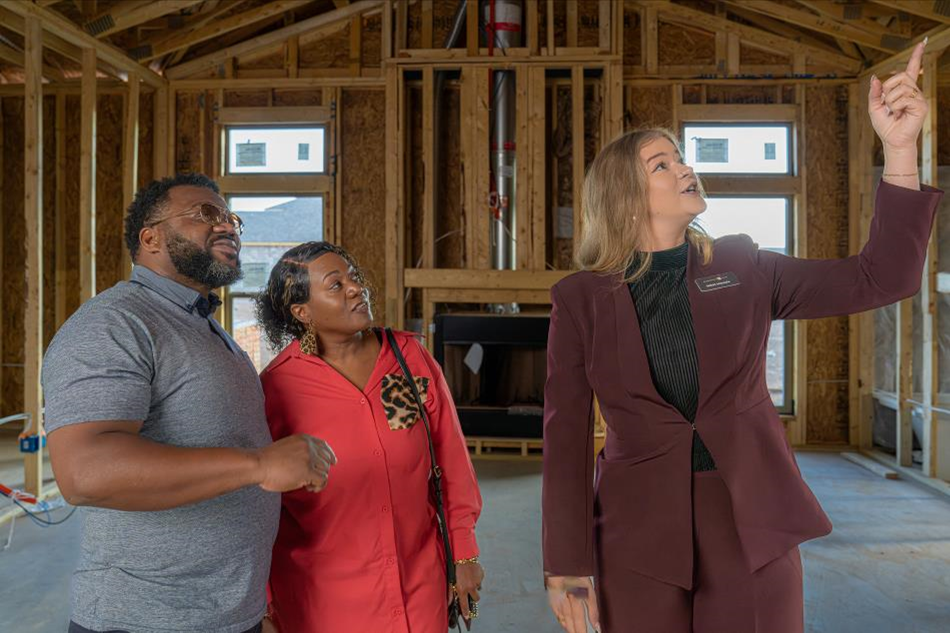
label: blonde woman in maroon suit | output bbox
[542,41,941,633]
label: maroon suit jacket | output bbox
[542,181,943,590]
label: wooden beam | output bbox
[727,33,740,75]
[528,77,545,269]
[154,84,169,179]
[527,0,539,55]
[218,105,332,124]
[405,268,571,289]
[422,66,435,268]
[796,1,902,38]
[516,68,530,269]
[867,1,950,25]
[566,0,578,48]
[630,1,862,73]
[55,93,67,329]
[920,51,939,477]
[725,3,855,59]
[122,75,139,279]
[0,41,65,80]
[384,65,403,326]
[467,0,479,57]
[83,0,204,39]
[896,296,913,467]
[721,1,904,53]
[546,0,555,55]
[862,27,950,77]
[395,0,407,53]
[0,0,166,88]
[643,6,657,75]
[80,47,97,303]
[848,77,875,450]
[23,16,44,497]
[165,0,381,79]
[287,34,300,78]
[599,0,611,52]
[349,15,361,76]
[129,0,246,61]
[571,66,584,261]
[421,0,433,48]
[473,66,490,269]
[381,0,392,60]
[134,0,311,62]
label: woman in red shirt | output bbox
[255,242,484,632]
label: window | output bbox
[228,195,325,371]
[683,124,791,175]
[226,126,326,175]
[697,197,792,410]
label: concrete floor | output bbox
[1,452,948,632]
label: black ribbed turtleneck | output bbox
[628,241,717,472]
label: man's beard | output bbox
[166,232,243,288]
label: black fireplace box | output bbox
[434,313,550,439]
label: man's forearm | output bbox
[55,432,264,511]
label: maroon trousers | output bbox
[596,471,804,633]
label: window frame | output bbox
[213,105,335,349]
[225,123,329,177]
[682,122,793,176]
[681,111,800,418]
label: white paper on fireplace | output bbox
[464,343,484,375]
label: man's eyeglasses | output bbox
[147,203,245,236]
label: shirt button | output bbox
[359,398,366,405]
[382,505,389,513]
[374,449,381,456]
[386,557,395,565]
[393,608,403,617]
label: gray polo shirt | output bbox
[42,265,280,633]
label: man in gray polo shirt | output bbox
[43,173,336,633]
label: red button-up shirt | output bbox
[261,330,482,632]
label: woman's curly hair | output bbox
[255,242,373,352]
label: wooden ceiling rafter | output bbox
[630,0,863,73]
[795,1,900,38]
[867,1,950,26]
[133,0,313,62]
[719,0,905,53]
[165,0,381,79]
[724,3,847,58]
[861,24,950,77]
[0,0,166,87]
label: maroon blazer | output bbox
[542,181,943,590]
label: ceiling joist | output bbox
[721,1,906,53]
[83,0,205,39]
[867,1,950,26]
[134,0,312,62]
[165,0,381,80]
[631,1,863,73]
[0,0,166,86]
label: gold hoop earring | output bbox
[300,320,318,356]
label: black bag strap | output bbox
[384,328,457,588]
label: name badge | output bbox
[695,272,740,293]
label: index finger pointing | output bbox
[904,38,926,81]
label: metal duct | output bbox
[485,0,523,275]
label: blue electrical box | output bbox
[19,435,46,453]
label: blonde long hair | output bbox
[576,128,713,283]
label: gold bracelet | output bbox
[883,172,918,177]
[454,556,480,565]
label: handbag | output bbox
[384,328,474,631]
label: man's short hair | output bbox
[124,173,221,261]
